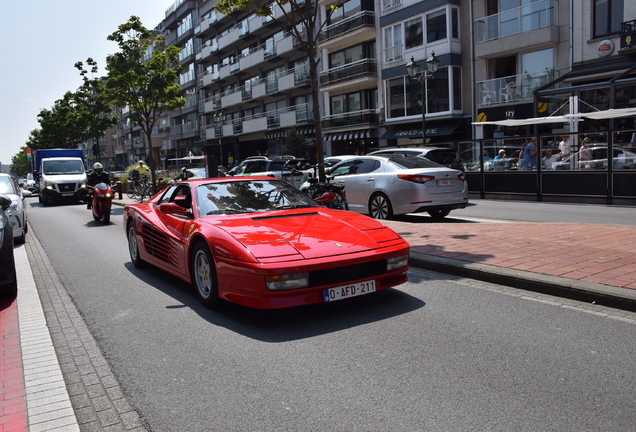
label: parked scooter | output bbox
[89,182,113,224]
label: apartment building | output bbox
[379,0,471,146]
[470,0,636,204]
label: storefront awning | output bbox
[564,107,636,120]
[472,115,571,127]
[380,118,464,140]
[324,130,372,141]
[473,107,636,127]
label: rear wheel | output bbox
[428,209,451,219]
[191,243,219,308]
[127,223,145,267]
[369,193,393,219]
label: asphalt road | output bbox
[25,197,636,431]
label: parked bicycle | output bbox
[127,174,151,202]
[305,177,349,210]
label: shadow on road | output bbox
[123,261,425,342]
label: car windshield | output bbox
[196,180,318,215]
[43,160,84,175]
[425,150,461,165]
[0,177,16,195]
[386,156,445,169]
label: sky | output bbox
[0,0,175,167]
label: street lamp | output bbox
[405,52,440,144]
[213,110,225,169]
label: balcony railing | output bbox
[204,104,312,136]
[320,11,375,43]
[320,59,377,86]
[323,109,380,129]
[475,0,558,43]
[476,69,559,107]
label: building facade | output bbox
[106,0,636,204]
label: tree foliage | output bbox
[35,58,116,153]
[214,0,341,180]
[105,16,186,189]
[73,58,118,159]
[10,147,32,177]
[281,127,308,158]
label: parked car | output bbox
[326,155,468,219]
[368,147,464,171]
[25,172,37,193]
[324,155,356,167]
[0,195,17,298]
[228,157,312,188]
[0,174,31,244]
[123,177,410,309]
[552,144,636,170]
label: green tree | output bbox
[281,127,307,158]
[105,16,186,191]
[37,92,88,148]
[214,0,341,181]
[73,58,118,161]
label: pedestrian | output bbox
[579,138,593,169]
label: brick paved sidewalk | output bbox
[383,220,636,290]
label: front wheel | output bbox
[128,223,145,268]
[369,193,393,220]
[102,202,111,224]
[191,243,219,308]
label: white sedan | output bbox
[0,174,31,243]
[326,155,468,219]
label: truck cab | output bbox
[34,149,87,206]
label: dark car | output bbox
[0,195,17,298]
[368,147,464,171]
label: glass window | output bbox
[384,25,403,62]
[451,8,459,38]
[405,18,423,49]
[426,9,447,42]
[330,0,362,24]
[521,48,553,74]
[594,0,624,37]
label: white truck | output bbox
[34,148,87,206]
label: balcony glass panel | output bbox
[475,0,557,43]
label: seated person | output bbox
[541,149,561,170]
[493,150,508,168]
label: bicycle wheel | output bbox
[126,181,136,199]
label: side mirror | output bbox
[0,195,11,211]
[159,202,189,215]
[22,190,32,198]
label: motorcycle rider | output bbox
[86,162,111,209]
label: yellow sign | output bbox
[538,102,548,113]
[477,112,487,122]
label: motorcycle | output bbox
[89,182,113,224]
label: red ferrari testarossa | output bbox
[124,177,409,309]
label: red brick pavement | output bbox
[383,221,636,290]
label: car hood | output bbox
[203,209,402,261]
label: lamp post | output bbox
[405,52,440,144]
[212,110,225,176]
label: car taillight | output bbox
[457,172,466,182]
[397,174,436,184]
